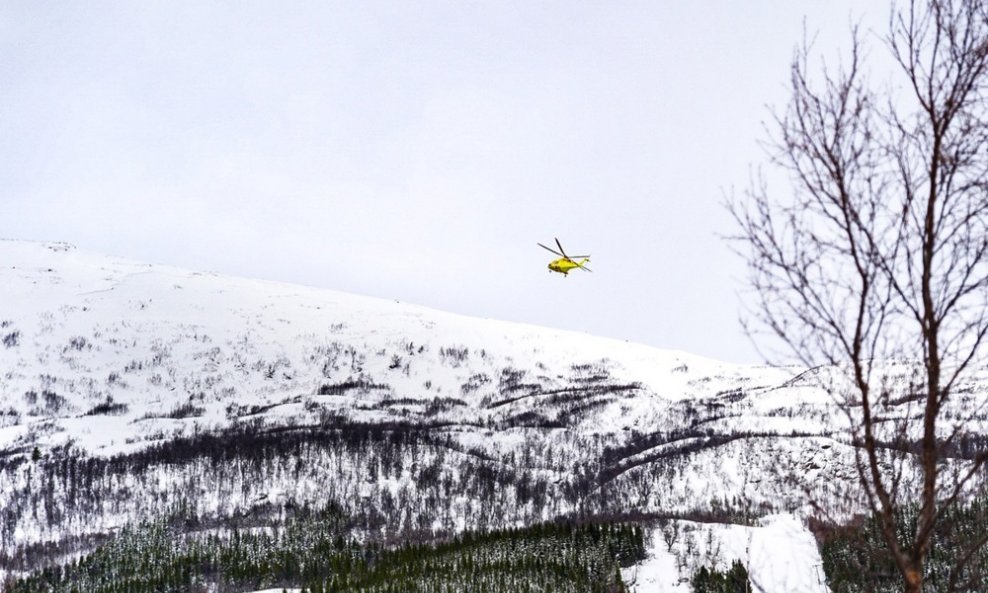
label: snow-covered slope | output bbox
[2,239,984,591]
[0,239,792,457]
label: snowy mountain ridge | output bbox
[5,238,981,592]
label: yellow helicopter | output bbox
[539,238,592,276]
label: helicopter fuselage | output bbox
[548,257,589,275]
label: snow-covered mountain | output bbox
[0,239,794,455]
[2,239,979,592]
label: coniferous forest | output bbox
[818,497,988,593]
[6,500,646,593]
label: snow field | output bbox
[626,514,829,593]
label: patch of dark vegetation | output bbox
[317,378,388,395]
[714,387,746,403]
[83,399,129,416]
[498,367,529,391]
[543,384,637,407]
[371,396,468,416]
[424,397,467,416]
[42,390,68,413]
[67,336,89,351]
[691,559,752,593]
[226,396,302,418]
[575,373,611,384]
[460,373,491,395]
[439,346,470,365]
[569,362,615,383]
[373,397,425,409]
[555,397,612,422]
[3,330,20,348]
[166,402,206,419]
[501,410,566,429]
[569,363,613,385]
[487,383,640,409]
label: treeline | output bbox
[5,504,646,593]
[819,497,988,592]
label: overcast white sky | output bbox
[1,1,888,364]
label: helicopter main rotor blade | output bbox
[554,237,569,259]
[538,242,564,257]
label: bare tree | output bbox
[729,1,988,592]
